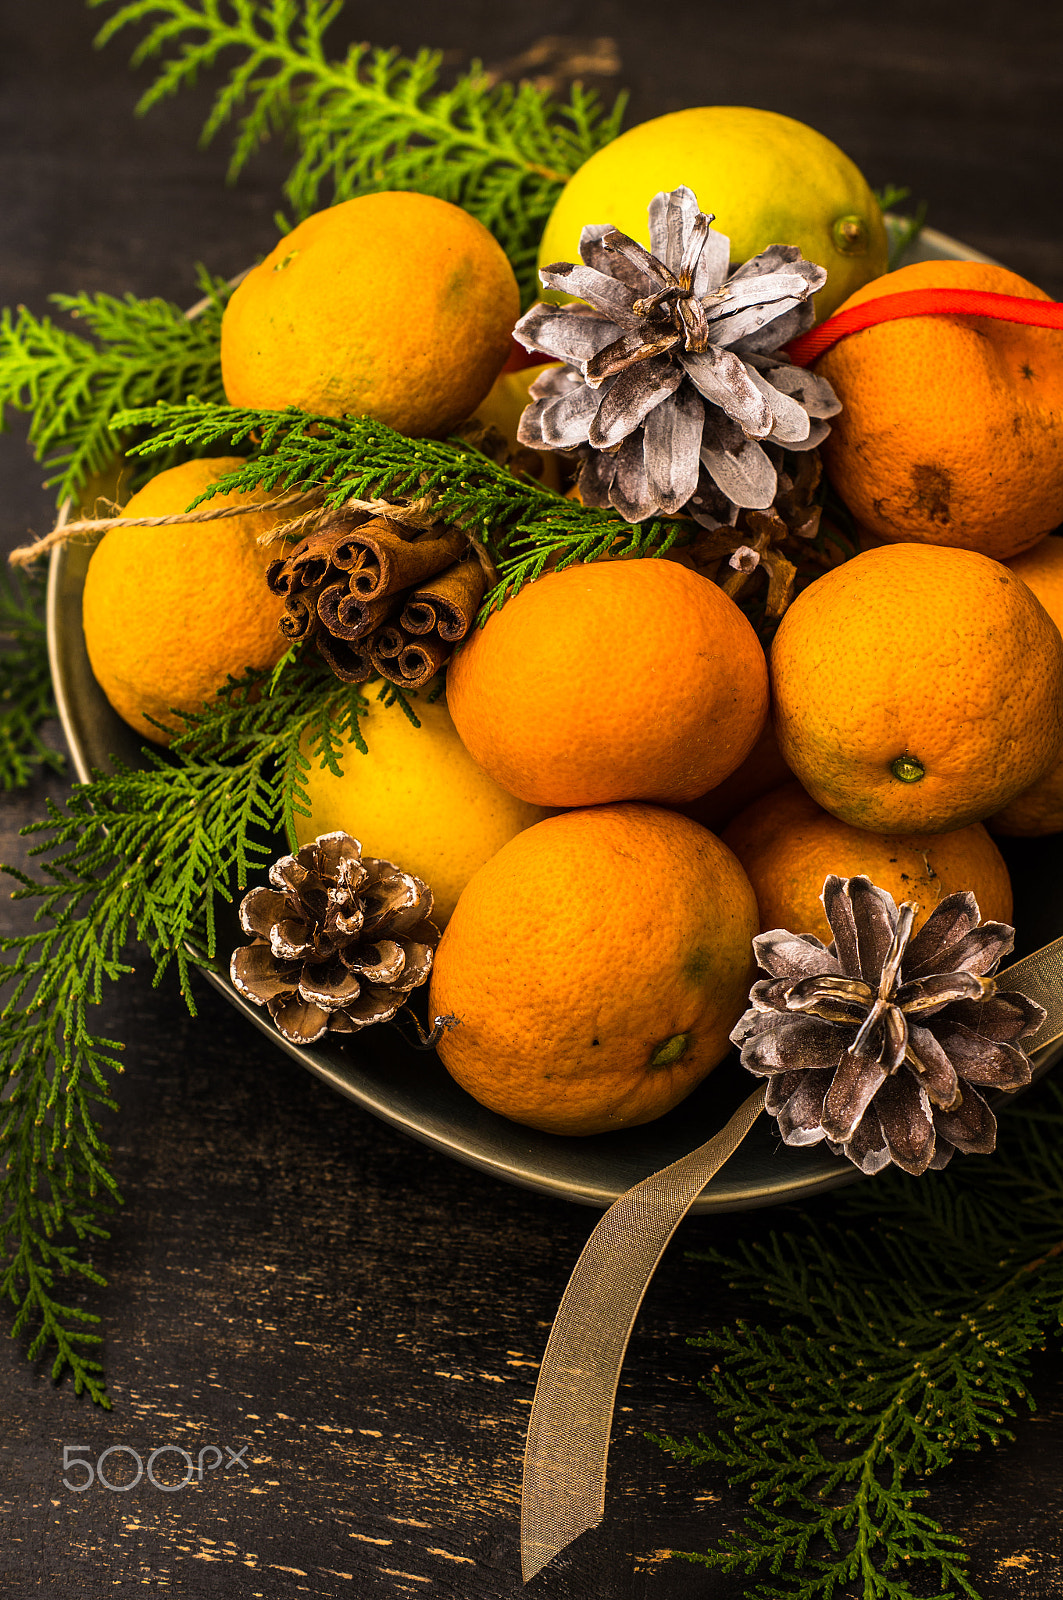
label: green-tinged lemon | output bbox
[538,106,888,321]
[296,684,551,926]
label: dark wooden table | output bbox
[2,4,1063,1596]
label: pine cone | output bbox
[731,876,1045,1176]
[513,185,841,525]
[686,448,825,621]
[230,832,439,1045]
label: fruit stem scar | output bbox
[891,754,925,784]
[831,215,869,255]
[648,1033,691,1069]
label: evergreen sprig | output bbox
[90,0,626,303]
[655,1078,1063,1599]
[112,397,686,611]
[0,646,377,1394]
[0,564,62,791]
[0,269,231,505]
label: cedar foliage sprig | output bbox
[0,564,62,791]
[90,0,626,303]
[654,1077,1063,1600]
[0,646,375,1396]
[112,397,687,611]
[0,268,231,504]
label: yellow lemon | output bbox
[538,106,888,321]
[296,685,550,926]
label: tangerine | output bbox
[771,542,1063,833]
[446,560,769,808]
[221,192,520,437]
[991,536,1063,835]
[722,781,1013,943]
[82,457,288,743]
[430,803,758,1135]
[817,259,1063,559]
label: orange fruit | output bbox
[817,259,1063,560]
[771,543,1063,833]
[991,536,1063,835]
[446,560,769,807]
[221,193,520,437]
[82,457,289,743]
[722,781,1013,943]
[430,804,758,1135]
[673,716,793,833]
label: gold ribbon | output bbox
[520,935,1063,1584]
[520,1084,766,1582]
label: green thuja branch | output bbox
[875,184,929,272]
[113,398,686,611]
[656,1078,1063,1600]
[0,269,231,506]
[0,564,62,791]
[0,648,371,1395]
[90,0,626,302]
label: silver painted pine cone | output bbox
[730,875,1045,1176]
[513,185,841,525]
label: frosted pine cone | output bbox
[513,185,841,525]
[730,876,1045,1175]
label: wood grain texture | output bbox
[2,3,1063,1596]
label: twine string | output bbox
[8,487,470,569]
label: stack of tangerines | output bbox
[79,135,1063,1141]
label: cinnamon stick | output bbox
[330,517,467,600]
[399,557,487,643]
[317,581,396,642]
[279,593,321,641]
[369,624,449,689]
[316,631,376,684]
[266,528,347,597]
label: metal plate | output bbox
[46,227,1062,1213]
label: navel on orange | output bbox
[82,457,289,743]
[430,804,759,1135]
[221,192,520,437]
[446,560,769,808]
[771,543,1063,833]
[817,260,1063,559]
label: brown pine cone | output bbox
[230,832,438,1044]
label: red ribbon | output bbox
[784,288,1063,368]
